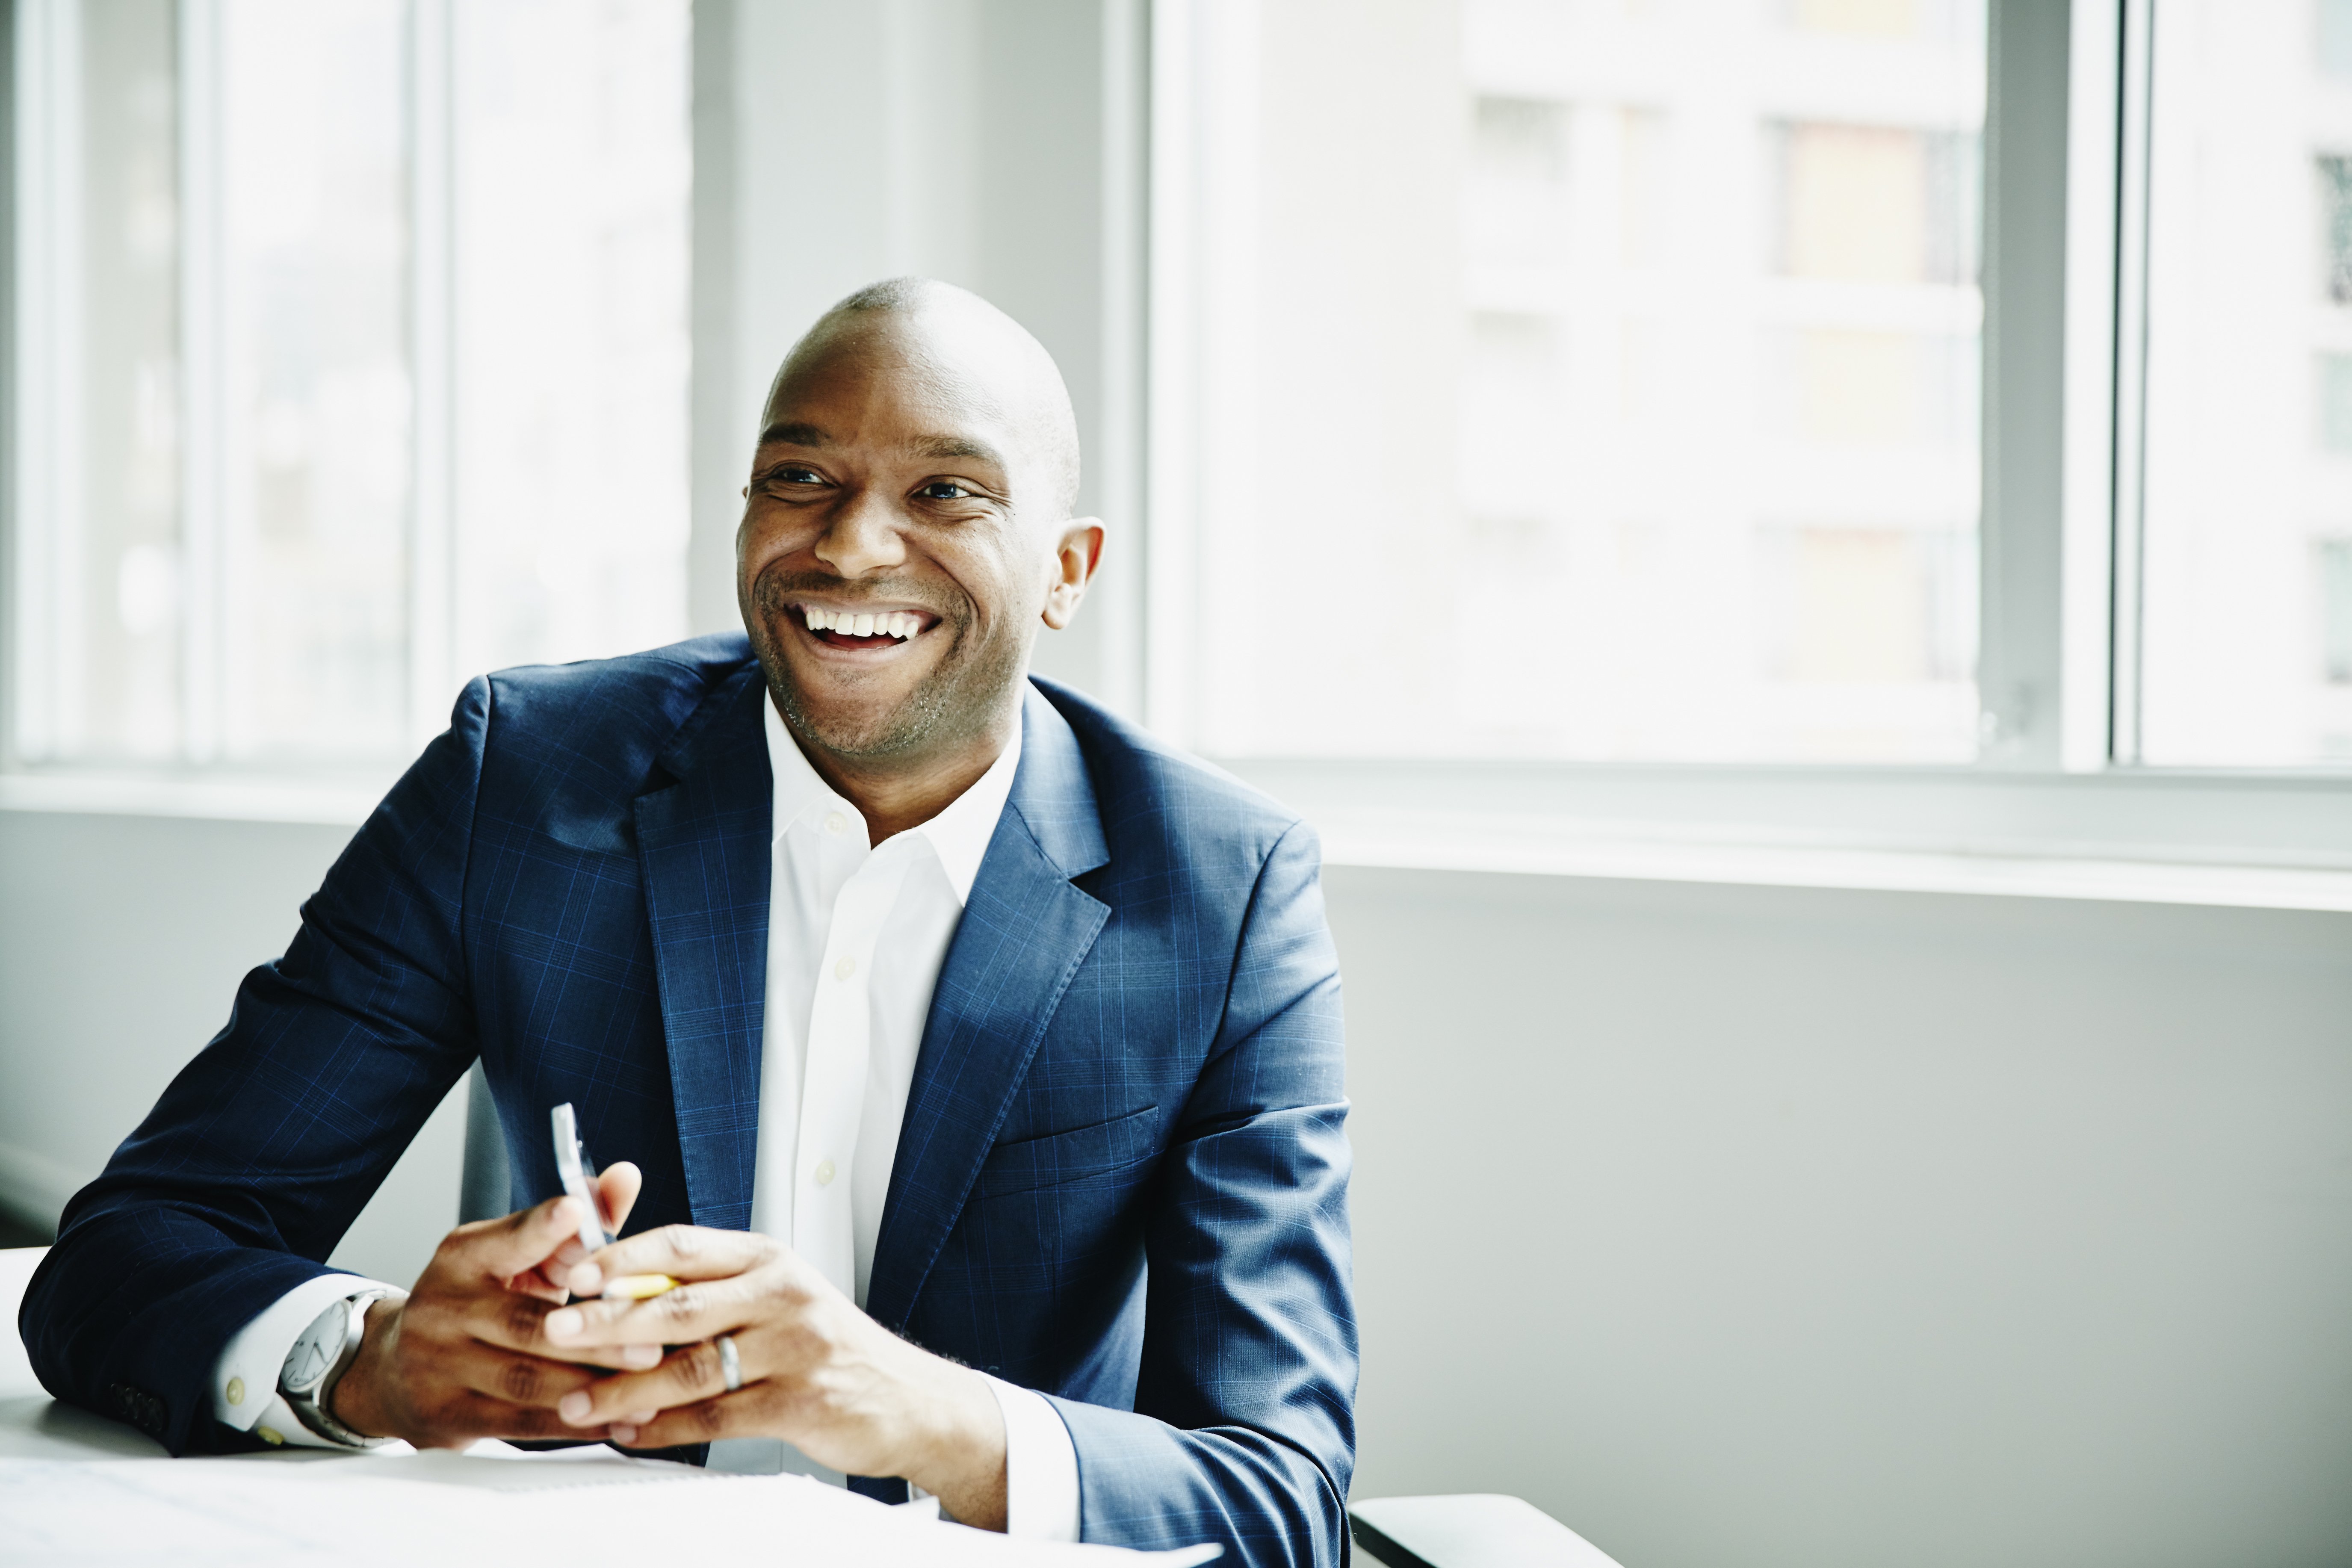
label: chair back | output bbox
[457,1062,514,1224]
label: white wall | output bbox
[1330,867,2352,1568]
[0,809,466,1285]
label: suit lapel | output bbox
[865,685,1111,1331]
[635,667,772,1230]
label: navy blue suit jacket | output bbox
[21,635,1357,1563]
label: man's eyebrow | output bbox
[908,434,1007,468]
[756,421,832,448]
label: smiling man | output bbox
[21,280,1357,1565]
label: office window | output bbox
[2136,0,2352,764]
[9,0,689,771]
[1159,0,1987,762]
[214,0,413,759]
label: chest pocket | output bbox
[976,1104,1161,1199]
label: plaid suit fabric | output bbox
[22,633,1356,1565]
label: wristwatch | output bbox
[279,1290,395,1448]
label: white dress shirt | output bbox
[210,692,1080,1538]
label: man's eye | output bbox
[765,465,824,487]
[916,481,972,501]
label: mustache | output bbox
[753,569,959,623]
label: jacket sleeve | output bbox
[1050,819,1359,1566]
[17,679,493,1454]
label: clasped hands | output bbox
[329,1162,1008,1528]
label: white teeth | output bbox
[805,606,922,641]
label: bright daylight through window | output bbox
[1161,0,1987,762]
[9,0,689,771]
[2135,0,2352,765]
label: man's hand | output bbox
[331,1163,661,1449]
[542,1227,1010,1530]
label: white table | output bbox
[0,1247,1210,1565]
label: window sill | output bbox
[8,761,2352,913]
[1312,808,2352,913]
[1225,758,2352,914]
[0,771,384,827]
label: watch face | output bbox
[281,1302,345,1395]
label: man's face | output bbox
[737,316,1063,762]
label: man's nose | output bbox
[812,488,907,578]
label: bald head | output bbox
[763,278,1082,520]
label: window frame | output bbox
[4,0,485,785]
[8,0,2352,890]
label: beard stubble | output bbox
[748,568,1031,761]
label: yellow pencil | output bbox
[600,1273,682,1300]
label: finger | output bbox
[535,1234,594,1283]
[566,1222,772,1297]
[597,1161,644,1235]
[543,1273,763,1350]
[615,1388,770,1450]
[515,1230,603,1299]
[428,1390,641,1447]
[553,1166,644,1299]
[556,1335,740,1426]
[500,1265,570,1304]
[455,1345,607,1411]
[467,1283,676,1369]
[448,1195,587,1283]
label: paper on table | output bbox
[0,1449,1223,1566]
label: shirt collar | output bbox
[762,692,1023,909]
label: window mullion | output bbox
[407,0,454,747]
[177,0,222,764]
[2058,0,2123,773]
[1977,0,2074,771]
[2106,0,2154,768]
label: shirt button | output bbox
[814,1158,836,1187]
[825,812,848,836]
[834,955,856,981]
[256,1426,284,1446]
[225,1377,245,1407]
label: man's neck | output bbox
[785,702,1020,844]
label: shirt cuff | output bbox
[982,1374,1080,1542]
[209,1273,396,1446]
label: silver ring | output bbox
[715,1332,742,1393]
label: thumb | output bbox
[452,1193,586,1282]
[597,1161,644,1237]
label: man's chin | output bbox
[754,614,1019,764]
[771,671,948,761]
[789,706,926,759]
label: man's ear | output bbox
[1041,518,1106,631]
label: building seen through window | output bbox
[2139,0,2352,765]
[24,0,2352,778]
[1177,0,1986,762]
